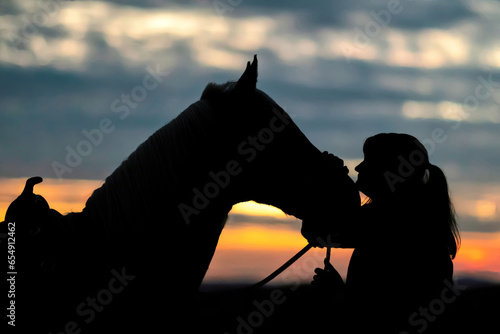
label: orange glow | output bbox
[476,200,497,221]
[207,224,354,283]
[1,178,499,284]
[216,225,305,251]
[0,178,102,220]
[460,247,486,262]
[454,232,500,276]
[231,201,287,218]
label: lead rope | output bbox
[249,243,332,290]
[324,244,334,272]
[249,243,313,289]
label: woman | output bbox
[314,133,460,333]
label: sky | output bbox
[1,0,499,284]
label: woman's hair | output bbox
[425,163,461,259]
[364,133,461,259]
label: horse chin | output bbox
[299,210,340,245]
[300,219,326,246]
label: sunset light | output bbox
[231,201,288,218]
[476,200,497,221]
[2,178,499,284]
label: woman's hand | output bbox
[312,258,344,292]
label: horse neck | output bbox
[82,99,234,236]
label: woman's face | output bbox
[355,135,430,201]
[355,149,393,200]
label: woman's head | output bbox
[355,133,460,258]
[355,133,430,200]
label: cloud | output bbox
[102,0,479,31]
[228,213,301,229]
[459,216,500,233]
[0,0,23,15]
[0,0,496,71]
[2,58,500,182]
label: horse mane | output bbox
[83,99,220,236]
[81,81,281,238]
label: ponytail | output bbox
[425,164,461,259]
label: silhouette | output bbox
[312,133,461,333]
[1,55,360,333]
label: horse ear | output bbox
[236,54,258,92]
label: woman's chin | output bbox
[355,180,364,191]
[356,183,373,198]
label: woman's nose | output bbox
[355,161,364,172]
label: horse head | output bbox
[201,55,360,246]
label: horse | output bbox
[6,55,360,333]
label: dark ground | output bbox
[195,280,500,334]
